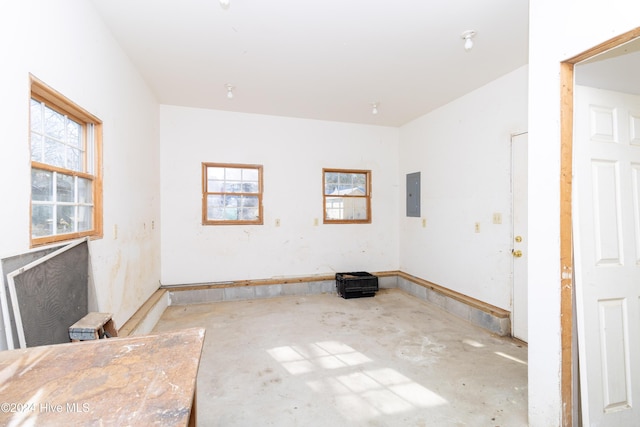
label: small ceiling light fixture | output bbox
[371,102,379,115]
[219,0,230,9]
[225,84,235,99]
[461,30,476,51]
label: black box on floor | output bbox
[335,272,378,299]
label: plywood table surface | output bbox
[0,327,205,426]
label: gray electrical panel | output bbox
[406,172,420,217]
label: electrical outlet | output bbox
[275,219,281,227]
[493,212,502,224]
[313,218,319,226]
[422,218,427,228]
[474,222,480,233]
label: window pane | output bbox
[325,197,344,219]
[242,168,258,181]
[78,177,93,203]
[223,207,239,220]
[30,99,42,132]
[338,173,349,188]
[31,133,43,162]
[32,169,53,201]
[339,173,365,192]
[239,207,258,220]
[324,197,344,219]
[77,206,93,232]
[67,119,81,148]
[44,137,65,168]
[207,195,225,220]
[224,196,239,220]
[351,173,366,188]
[207,167,260,194]
[57,205,74,234]
[32,205,53,237]
[242,182,259,193]
[345,197,368,220]
[325,197,368,220]
[208,179,224,192]
[67,146,82,171]
[206,194,260,221]
[239,195,259,220]
[44,105,65,139]
[325,173,367,195]
[241,195,258,207]
[324,172,339,195]
[57,174,75,202]
[225,168,241,181]
[207,167,225,180]
[325,172,339,183]
[224,182,243,193]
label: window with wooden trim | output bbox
[323,169,371,223]
[202,163,263,225]
[30,77,103,246]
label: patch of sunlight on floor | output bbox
[462,338,485,348]
[268,341,447,423]
[267,341,372,375]
[495,351,527,365]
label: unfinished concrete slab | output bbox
[152,289,527,426]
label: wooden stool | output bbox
[69,312,118,342]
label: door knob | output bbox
[515,235,522,242]
[512,249,523,258]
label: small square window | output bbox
[323,169,371,224]
[202,163,263,225]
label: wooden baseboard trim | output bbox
[126,271,510,337]
[397,271,510,319]
[118,289,167,337]
[161,270,508,318]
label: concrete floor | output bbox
[152,289,528,427]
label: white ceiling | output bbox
[90,0,530,127]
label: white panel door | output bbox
[574,86,640,426]
[512,132,528,342]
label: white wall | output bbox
[398,66,528,310]
[160,106,399,284]
[528,2,640,425]
[0,0,161,341]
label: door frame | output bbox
[559,26,640,427]
[511,131,528,342]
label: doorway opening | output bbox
[560,26,640,427]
